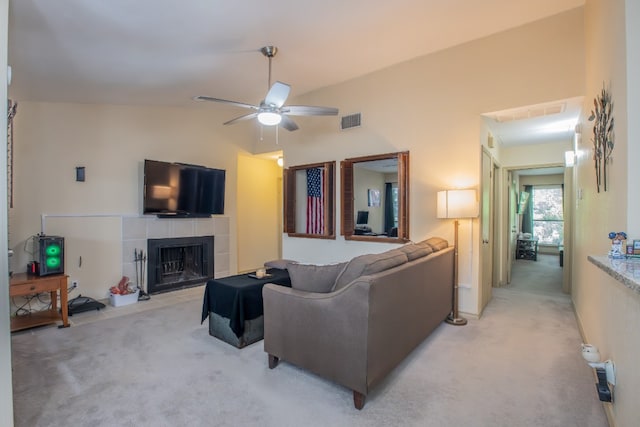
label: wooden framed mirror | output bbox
[283,161,336,239]
[341,152,409,242]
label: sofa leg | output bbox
[353,391,365,410]
[268,354,279,369]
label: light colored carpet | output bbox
[509,253,564,295]
[11,258,607,427]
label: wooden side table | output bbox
[9,273,70,331]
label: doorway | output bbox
[480,96,580,301]
[504,165,567,294]
[236,153,283,273]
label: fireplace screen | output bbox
[147,236,214,294]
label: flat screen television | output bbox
[143,159,225,217]
[356,210,369,225]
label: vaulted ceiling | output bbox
[8,0,584,145]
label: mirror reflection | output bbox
[341,152,409,242]
[353,158,399,236]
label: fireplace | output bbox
[147,235,214,294]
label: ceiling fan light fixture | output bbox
[258,111,282,126]
[195,45,337,132]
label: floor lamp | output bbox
[437,189,478,326]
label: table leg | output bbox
[59,276,69,328]
[50,290,57,311]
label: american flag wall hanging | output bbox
[306,168,324,234]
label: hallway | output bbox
[509,253,564,295]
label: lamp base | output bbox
[445,315,468,326]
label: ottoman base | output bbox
[208,311,264,348]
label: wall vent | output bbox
[341,113,361,130]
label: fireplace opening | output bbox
[147,236,214,294]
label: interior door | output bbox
[506,171,516,284]
[491,161,500,289]
[480,149,493,313]
[2,43,15,426]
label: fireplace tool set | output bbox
[134,249,150,301]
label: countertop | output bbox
[588,255,640,294]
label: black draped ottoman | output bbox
[201,268,291,348]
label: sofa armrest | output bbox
[263,281,371,394]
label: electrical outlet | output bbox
[71,280,79,289]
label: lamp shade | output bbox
[437,189,478,219]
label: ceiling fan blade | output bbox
[280,115,299,131]
[283,105,339,116]
[264,81,290,108]
[223,112,258,126]
[194,96,258,110]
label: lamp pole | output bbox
[446,218,467,325]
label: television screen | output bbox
[143,159,225,217]
[356,210,369,225]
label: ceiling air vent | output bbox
[491,101,567,123]
[341,113,361,130]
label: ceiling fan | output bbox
[194,46,338,131]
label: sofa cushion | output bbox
[418,237,448,252]
[287,262,348,293]
[264,259,297,270]
[333,250,408,291]
[397,243,433,261]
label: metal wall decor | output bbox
[7,100,17,208]
[588,83,614,192]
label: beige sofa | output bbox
[262,238,454,409]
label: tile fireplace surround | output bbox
[121,216,230,292]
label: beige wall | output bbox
[627,1,640,237]
[500,140,572,168]
[572,0,640,425]
[9,102,259,299]
[236,154,282,272]
[282,8,585,316]
[1,0,14,424]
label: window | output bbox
[531,186,563,245]
[391,185,399,228]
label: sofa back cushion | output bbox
[288,262,348,293]
[333,250,408,291]
[264,259,297,270]
[417,237,448,252]
[397,243,433,261]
